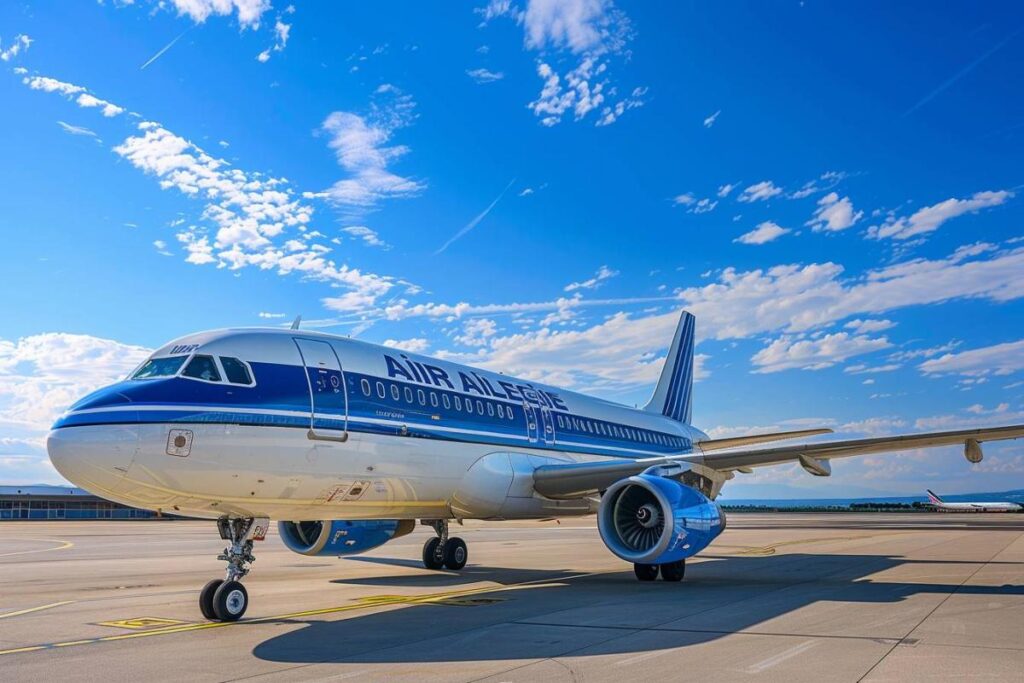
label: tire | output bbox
[422,537,445,570]
[443,537,468,570]
[633,563,659,581]
[212,580,248,622]
[660,560,685,582]
[199,579,223,620]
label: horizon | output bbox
[1,1,1023,497]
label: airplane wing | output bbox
[696,427,833,451]
[533,424,1024,500]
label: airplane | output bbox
[925,489,1023,513]
[47,311,1024,622]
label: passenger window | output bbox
[404,387,413,403]
[360,379,371,396]
[182,355,221,382]
[466,400,474,414]
[220,357,252,385]
[487,402,494,417]
[417,389,426,405]
[391,385,400,401]
[454,396,462,410]
[476,400,484,414]
[508,407,516,420]
[430,392,438,407]
[443,394,451,409]
[376,381,386,398]
[498,404,505,419]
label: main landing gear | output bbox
[421,519,468,571]
[633,559,685,582]
[200,517,269,622]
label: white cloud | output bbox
[806,192,862,232]
[56,121,99,139]
[467,68,504,83]
[487,0,642,126]
[844,318,896,334]
[455,318,498,347]
[257,16,292,62]
[703,110,720,128]
[112,120,396,311]
[0,34,32,62]
[843,363,900,374]
[320,87,425,208]
[564,265,618,292]
[868,190,1013,240]
[918,339,1024,378]
[161,0,273,29]
[737,180,783,203]
[717,183,737,198]
[519,187,535,197]
[751,332,891,373]
[342,225,389,249]
[382,338,430,353]
[672,193,716,214]
[153,240,172,256]
[0,333,150,433]
[735,221,790,245]
[23,76,124,117]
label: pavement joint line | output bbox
[0,571,601,658]
[855,529,1023,682]
[0,538,74,558]
[0,601,75,620]
[509,620,904,643]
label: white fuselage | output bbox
[931,501,1021,513]
[48,328,708,522]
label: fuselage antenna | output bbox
[290,315,302,330]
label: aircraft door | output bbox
[524,403,539,443]
[539,407,555,445]
[294,338,348,441]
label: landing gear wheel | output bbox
[659,560,685,582]
[212,580,248,622]
[634,563,659,581]
[443,537,468,570]
[422,537,445,570]
[199,579,224,620]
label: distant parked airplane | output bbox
[47,311,1024,621]
[926,489,1022,513]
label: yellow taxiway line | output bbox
[0,572,596,658]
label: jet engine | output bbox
[278,519,415,557]
[597,474,725,565]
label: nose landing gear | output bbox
[421,519,468,571]
[199,517,268,622]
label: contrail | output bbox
[140,28,191,70]
[903,27,1022,117]
[434,178,516,255]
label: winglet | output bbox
[644,311,696,423]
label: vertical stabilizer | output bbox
[926,489,944,504]
[644,311,696,423]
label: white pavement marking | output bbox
[745,639,819,673]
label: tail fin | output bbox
[644,311,696,423]
[926,489,943,504]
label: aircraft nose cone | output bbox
[47,425,139,495]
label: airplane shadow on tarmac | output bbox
[251,551,1024,665]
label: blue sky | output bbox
[1,1,1023,497]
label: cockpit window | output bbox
[220,357,253,385]
[182,355,221,382]
[132,356,187,379]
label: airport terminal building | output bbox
[0,485,158,520]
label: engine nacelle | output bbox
[598,474,725,565]
[278,519,415,557]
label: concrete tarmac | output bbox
[1,513,1022,682]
